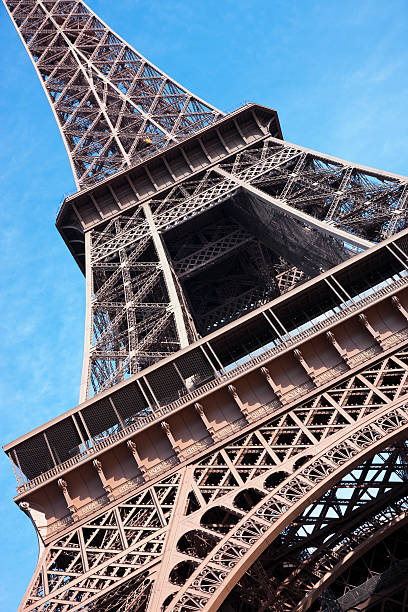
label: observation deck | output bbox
[6,227,408,542]
[56,104,283,272]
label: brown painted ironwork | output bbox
[3,2,408,611]
[3,0,222,188]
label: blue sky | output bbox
[0,0,407,609]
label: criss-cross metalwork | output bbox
[3,0,222,188]
[4,2,408,612]
[16,343,408,610]
[82,136,408,399]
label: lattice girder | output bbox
[5,2,408,611]
[22,473,181,611]
[165,403,408,611]
[81,199,197,398]
[78,132,408,396]
[3,0,222,187]
[221,446,408,610]
[306,514,408,611]
[18,344,408,611]
[215,138,408,244]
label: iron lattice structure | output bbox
[4,1,408,612]
[3,0,222,188]
[78,137,407,399]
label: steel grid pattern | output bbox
[319,521,408,611]
[3,1,408,398]
[84,137,408,398]
[11,256,408,498]
[4,2,408,611]
[222,447,408,610]
[16,345,408,610]
[3,0,222,188]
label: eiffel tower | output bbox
[3,2,408,611]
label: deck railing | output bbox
[15,274,408,495]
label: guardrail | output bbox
[15,274,408,495]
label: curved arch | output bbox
[169,560,200,587]
[292,454,314,471]
[263,477,408,610]
[220,447,408,610]
[167,401,408,611]
[233,488,266,512]
[200,505,242,535]
[264,470,288,490]
[177,530,220,559]
[294,507,408,611]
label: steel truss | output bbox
[2,0,222,188]
[221,446,408,610]
[3,1,408,399]
[18,345,408,610]
[316,519,408,611]
[84,137,408,398]
[4,1,408,611]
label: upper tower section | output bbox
[3,0,223,189]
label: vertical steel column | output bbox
[142,202,190,349]
[79,231,93,403]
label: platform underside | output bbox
[7,229,408,611]
[4,2,408,610]
[55,105,408,399]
